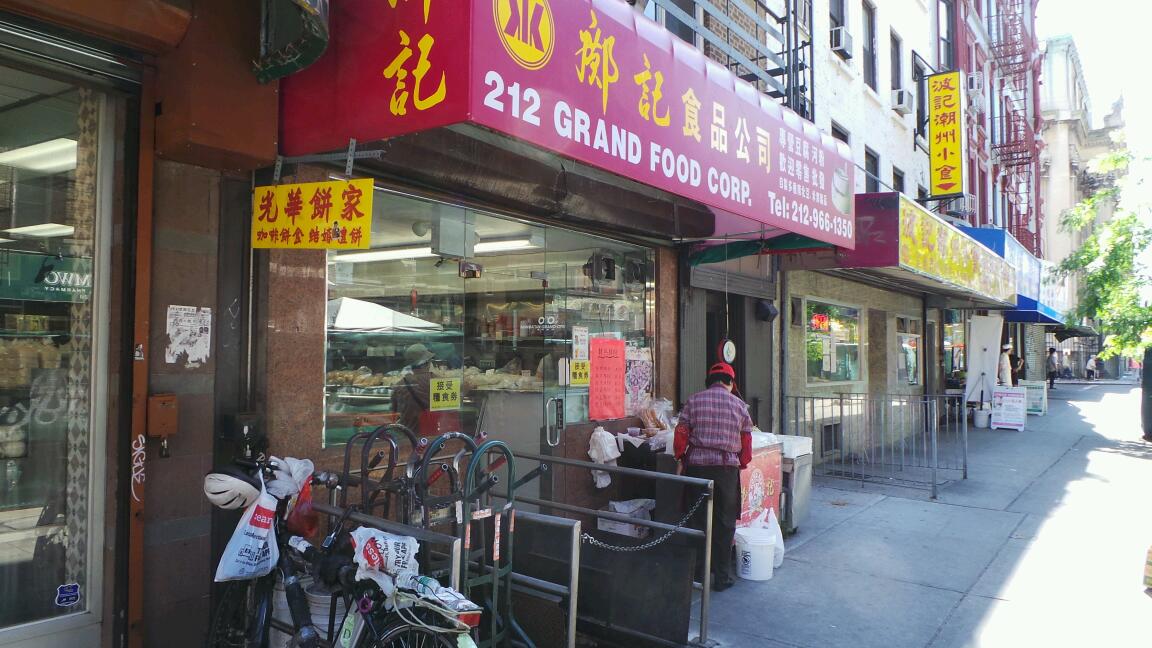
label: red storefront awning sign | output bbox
[280,0,856,248]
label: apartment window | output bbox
[830,0,846,29]
[938,0,955,70]
[645,0,697,47]
[891,32,903,91]
[796,0,813,31]
[893,167,906,194]
[864,147,880,193]
[831,121,850,145]
[862,2,877,89]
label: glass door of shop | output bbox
[0,59,113,643]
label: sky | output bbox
[1035,0,1150,152]
[1037,1,1152,306]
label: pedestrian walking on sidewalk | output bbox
[674,362,753,592]
[1047,347,1059,389]
[1086,355,1098,381]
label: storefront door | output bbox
[0,56,117,646]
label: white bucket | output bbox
[270,577,347,646]
[734,526,776,581]
[973,409,991,429]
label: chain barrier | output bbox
[581,490,710,553]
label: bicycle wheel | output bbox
[356,619,458,648]
[206,580,265,648]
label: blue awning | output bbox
[960,227,1066,325]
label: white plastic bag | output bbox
[214,474,279,582]
[766,509,785,568]
[265,455,315,499]
[587,426,621,489]
[349,527,421,596]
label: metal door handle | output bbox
[545,397,564,447]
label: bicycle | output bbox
[203,455,481,648]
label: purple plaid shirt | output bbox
[679,384,753,467]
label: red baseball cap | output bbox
[708,362,736,379]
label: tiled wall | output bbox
[142,160,222,647]
[785,270,926,398]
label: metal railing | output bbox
[785,393,968,498]
[504,451,717,647]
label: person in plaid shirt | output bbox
[674,362,753,590]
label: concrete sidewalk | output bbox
[699,384,1152,647]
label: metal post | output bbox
[961,394,969,479]
[930,399,939,499]
[568,520,580,648]
[697,480,715,646]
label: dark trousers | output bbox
[684,464,741,585]
[1048,370,1057,388]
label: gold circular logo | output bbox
[493,0,555,70]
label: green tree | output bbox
[1055,147,1152,359]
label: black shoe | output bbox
[713,578,735,592]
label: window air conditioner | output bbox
[966,72,984,93]
[969,92,986,113]
[891,89,914,115]
[830,27,853,60]
[945,193,979,218]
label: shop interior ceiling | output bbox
[329,191,650,299]
[0,63,81,254]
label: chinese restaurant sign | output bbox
[927,71,966,199]
[897,197,1014,302]
[251,179,374,249]
[280,0,856,249]
[839,194,1016,304]
[589,337,625,420]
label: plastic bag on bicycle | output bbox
[349,527,419,594]
[214,473,279,581]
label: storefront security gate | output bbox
[785,394,969,499]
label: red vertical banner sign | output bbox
[589,338,626,420]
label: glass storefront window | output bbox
[323,190,655,449]
[897,334,920,384]
[896,317,920,385]
[944,311,966,388]
[805,300,861,383]
[0,63,103,629]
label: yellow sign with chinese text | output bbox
[897,197,1016,303]
[928,71,966,198]
[430,378,462,411]
[251,178,374,250]
[570,359,590,386]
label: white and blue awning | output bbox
[960,227,1067,325]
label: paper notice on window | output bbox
[572,326,589,361]
[589,338,626,420]
[821,336,833,372]
[165,305,212,367]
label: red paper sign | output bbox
[589,338,626,420]
[280,0,856,249]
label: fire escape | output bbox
[639,0,815,122]
[989,0,1041,256]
